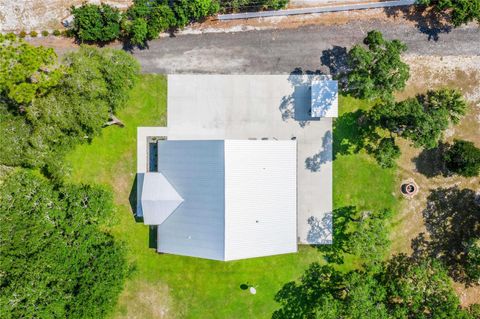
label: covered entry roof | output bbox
[141,172,184,225]
[142,139,298,261]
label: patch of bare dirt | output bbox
[0,0,131,32]
[114,280,174,319]
[390,55,480,307]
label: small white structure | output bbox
[139,139,298,261]
[141,173,184,225]
[311,80,338,118]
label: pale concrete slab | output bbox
[168,74,333,244]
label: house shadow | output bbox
[149,226,158,249]
[384,5,452,42]
[412,142,450,178]
[278,68,326,128]
[410,187,480,285]
[129,174,144,222]
[305,130,333,172]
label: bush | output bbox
[444,139,480,177]
[18,30,27,38]
[128,18,149,46]
[53,29,61,36]
[219,0,288,12]
[124,0,176,43]
[71,3,121,42]
[173,0,220,28]
[29,30,38,37]
[41,30,49,37]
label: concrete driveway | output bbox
[167,74,333,244]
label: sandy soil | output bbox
[391,55,480,307]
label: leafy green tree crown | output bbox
[444,139,480,177]
[345,30,410,100]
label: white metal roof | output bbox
[147,140,297,261]
[141,172,184,225]
[311,80,338,118]
[224,140,297,261]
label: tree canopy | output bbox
[319,207,392,264]
[71,4,122,42]
[369,89,467,149]
[0,37,139,179]
[0,33,64,105]
[273,255,477,319]
[417,0,480,26]
[444,139,480,177]
[0,170,127,319]
[344,30,410,100]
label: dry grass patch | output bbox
[390,55,480,307]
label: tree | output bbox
[320,207,392,264]
[0,45,139,178]
[369,89,467,149]
[465,238,480,284]
[345,30,410,100]
[71,4,122,42]
[373,137,401,168]
[0,170,127,319]
[417,0,480,26]
[0,33,63,105]
[444,139,480,177]
[273,255,476,319]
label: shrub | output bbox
[219,0,288,12]
[71,3,121,42]
[444,139,480,177]
[173,0,220,28]
[41,30,49,37]
[128,18,149,46]
[30,30,38,37]
[124,0,176,45]
[19,30,26,38]
[53,29,61,36]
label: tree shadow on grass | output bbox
[315,206,358,264]
[412,142,450,178]
[411,187,480,285]
[332,109,372,159]
[384,5,452,42]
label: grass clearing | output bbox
[65,75,399,318]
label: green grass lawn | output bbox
[65,76,399,318]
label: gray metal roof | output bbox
[156,140,226,261]
[147,140,297,261]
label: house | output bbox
[137,75,338,261]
